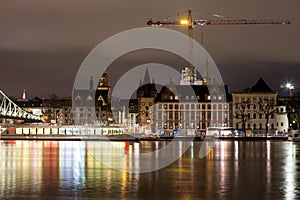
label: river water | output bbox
[1,140,300,200]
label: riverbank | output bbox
[0,134,288,141]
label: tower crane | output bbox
[147,10,291,85]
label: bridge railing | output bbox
[0,90,41,120]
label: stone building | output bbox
[232,77,288,134]
[132,67,231,135]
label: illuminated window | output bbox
[163,123,167,129]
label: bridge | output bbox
[0,90,41,121]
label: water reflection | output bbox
[283,142,298,200]
[1,140,300,199]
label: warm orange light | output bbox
[180,19,189,25]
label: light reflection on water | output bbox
[1,140,300,199]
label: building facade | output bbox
[151,82,231,135]
[135,66,232,135]
[232,77,288,134]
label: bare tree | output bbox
[258,98,277,137]
[235,99,251,134]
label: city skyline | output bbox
[0,0,299,98]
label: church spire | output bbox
[89,76,94,90]
[22,89,26,100]
[143,68,151,84]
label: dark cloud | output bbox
[0,0,299,98]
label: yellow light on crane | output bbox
[180,19,189,25]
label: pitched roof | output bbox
[250,77,274,93]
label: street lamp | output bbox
[280,82,297,97]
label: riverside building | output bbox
[232,77,288,135]
[136,66,232,135]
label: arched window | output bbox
[253,113,257,119]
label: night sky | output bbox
[0,0,299,98]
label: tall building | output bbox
[95,73,113,125]
[179,59,210,86]
[136,68,157,127]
